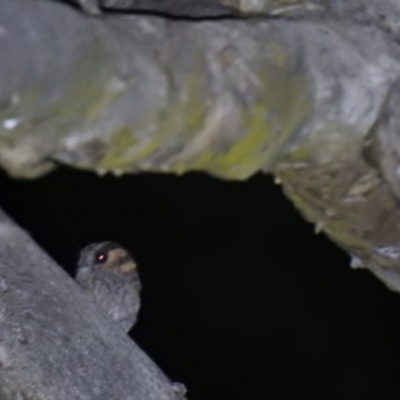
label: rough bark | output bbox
[1,0,400,328]
[0,207,186,399]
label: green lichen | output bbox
[1,36,313,180]
[97,126,137,169]
[3,40,116,139]
[132,138,162,161]
[51,43,119,125]
[327,221,371,251]
[269,42,287,70]
[281,120,364,171]
[0,40,122,177]
[154,74,207,140]
[51,47,113,127]
[285,186,370,251]
[170,67,312,179]
[92,73,208,171]
[230,0,322,14]
[284,145,313,163]
[172,103,273,179]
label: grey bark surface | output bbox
[0,207,186,399]
[2,0,400,368]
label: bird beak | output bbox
[120,260,136,273]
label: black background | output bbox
[1,167,400,400]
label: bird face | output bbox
[77,242,137,277]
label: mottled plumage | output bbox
[76,242,141,333]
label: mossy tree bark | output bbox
[1,0,400,395]
[2,0,400,283]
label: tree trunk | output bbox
[2,1,400,394]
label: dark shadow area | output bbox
[63,0,237,19]
[0,167,400,400]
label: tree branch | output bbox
[2,0,400,296]
[0,207,185,399]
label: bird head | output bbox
[77,242,137,277]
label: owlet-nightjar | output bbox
[76,242,141,333]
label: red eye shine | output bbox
[95,252,107,263]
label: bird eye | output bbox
[95,252,107,263]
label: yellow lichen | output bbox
[170,67,312,179]
[97,127,137,169]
